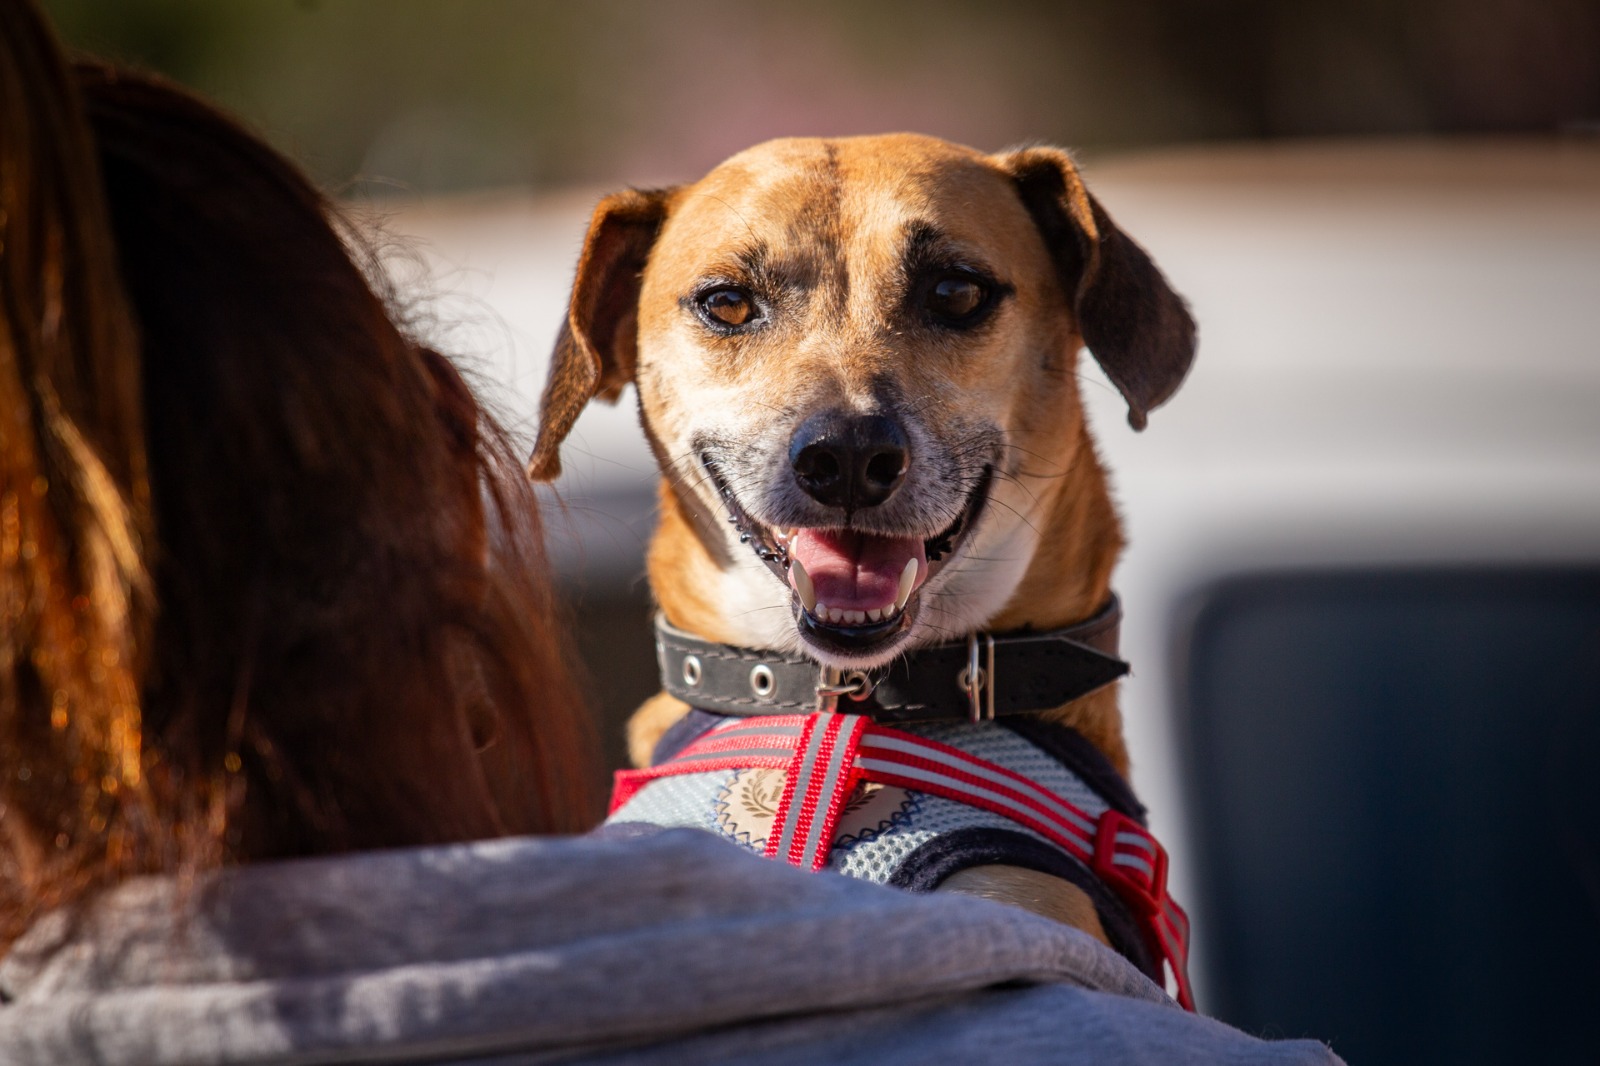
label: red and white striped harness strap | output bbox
[611,712,1196,1011]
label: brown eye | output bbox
[926,275,987,323]
[700,287,755,327]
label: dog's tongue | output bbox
[789,529,927,612]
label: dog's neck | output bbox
[988,419,1128,772]
[647,418,1130,776]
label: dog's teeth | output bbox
[895,558,918,612]
[846,609,865,625]
[791,558,816,612]
[866,607,882,622]
[814,601,830,621]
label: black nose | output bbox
[789,412,910,512]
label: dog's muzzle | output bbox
[704,439,995,660]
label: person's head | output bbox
[1,0,596,948]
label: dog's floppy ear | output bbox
[527,188,672,480]
[997,147,1196,430]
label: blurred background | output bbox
[41,0,1600,193]
[45,3,1600,1062]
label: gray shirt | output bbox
[0,827,1343,1064]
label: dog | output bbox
[529,133,1196,996]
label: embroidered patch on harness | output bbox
[716,769,916,851]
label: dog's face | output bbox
[531,135,1194,669]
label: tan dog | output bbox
[529,133,1195,944]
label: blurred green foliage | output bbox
[41,0,1600,195]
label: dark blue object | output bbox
[1174,568,1600,1065]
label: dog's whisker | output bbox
[981,498,1043,538]
[705,194,758,243]
[1072,369,1122,399]
[999,441,1066,467]
[733,605,794,619]
[988,471,1046,510]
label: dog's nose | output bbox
[789,412,910,511]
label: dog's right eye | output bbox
[698,288,756,328]
[923,273,993,327]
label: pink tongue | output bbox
[789,529,927,612]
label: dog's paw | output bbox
[626,691,693,767]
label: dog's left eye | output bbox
[925,275,989,325]
[698,287,757,328]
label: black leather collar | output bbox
[655,596,1129,725]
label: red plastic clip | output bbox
[1092,808,1169,914]
[1092,808,1195,1010]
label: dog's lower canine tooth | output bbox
[895,558,918,612]
[791,558,816,612]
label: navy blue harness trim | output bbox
[651,708,724,765]
[1000,716,1147,825]
[887,826,1160,982]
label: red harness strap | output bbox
[611,713,1196,1011]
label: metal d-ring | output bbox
[815,667,873,712]
[958,633,995,722]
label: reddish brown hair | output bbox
[2,1,597,949]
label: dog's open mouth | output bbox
[705,459,992,655]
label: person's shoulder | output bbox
[597,978,1346,1065]
[0,830,1344,1065]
